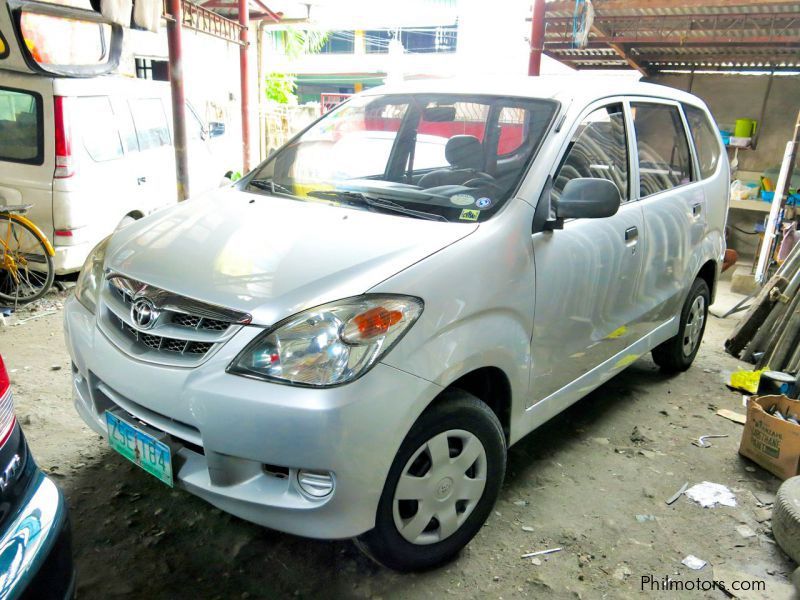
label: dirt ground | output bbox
[1,285,798,599]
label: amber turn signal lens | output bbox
[352,307,403,339]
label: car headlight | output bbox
[228,295,423,387]
[74,237,110,314]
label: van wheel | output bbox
[652,278,710,373]
[356,390,506,571]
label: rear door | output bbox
[0,74,54,241]
[128,96,176,210]
[69,94,138,236]
[630,100,705,331]
[530,101,646,402]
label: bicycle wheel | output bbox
[0,214,55,303]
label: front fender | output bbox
[373,199,537,436]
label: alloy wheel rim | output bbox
[392,429,487,545]
[682,295,706,356]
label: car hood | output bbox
[106,189,477,325]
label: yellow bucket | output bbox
[734,118,757,138]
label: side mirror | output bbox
[554,178,621,219]
[208,122,226,138]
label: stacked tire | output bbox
[772,476,800,591]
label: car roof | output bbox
[361,75,708,110]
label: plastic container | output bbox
[729,136,752,148]
[762,190,775,202]
[735,118,757,138]
[719,129,732,145]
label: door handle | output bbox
[625,226,639,243]
[137,176,147,185]
[692,203,702,217]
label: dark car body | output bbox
[0,356,74,599]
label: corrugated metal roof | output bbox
[542,0,800,73]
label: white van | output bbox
[0,71,230,274]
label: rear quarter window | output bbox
[683,104,722,179]
[0,87,43,165]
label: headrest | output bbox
[445,135,483,170]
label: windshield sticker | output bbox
[476,197,492,208]
[459,209,480,221]
[450,194,475,206]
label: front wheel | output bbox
[652,277,710,372]
[356,390,506,571]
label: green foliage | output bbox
[263,28,330,104]
[283,27,330,60]
[265,72,297,104]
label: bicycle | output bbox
[0,204,55,304]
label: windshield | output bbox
[245,93,558,222]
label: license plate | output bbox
[105,411,173,487]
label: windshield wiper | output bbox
[247,178,297,197]
[307,190,449,222]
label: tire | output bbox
[0,215,55,304]
[652,277,710,373]
[356,390,506,571]
[773,476,800,564]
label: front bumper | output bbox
[1,469,74,600]
[64,294,442,539]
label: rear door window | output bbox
[113,98,139,154]
[0,87,43,164]
[130,98,171,150]
[74,96,123,161]
[631,103,693,197]
[683,104,721,179]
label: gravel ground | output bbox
[1,286,797,599]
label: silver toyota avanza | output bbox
[64,77,728,570]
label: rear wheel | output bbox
[0,215,54,304]
[356,390,506,571]
[652,278,709,372]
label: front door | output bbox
[530,102,645,403]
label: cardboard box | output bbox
[738,395,800,480]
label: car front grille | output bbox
[98,273,252,368]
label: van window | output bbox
[130,98,171,150]
[631,103,693,197]
[683,104,721,179]
[554,103,628,202]
[115,100,140,154]
[74,97,123,162]
[186,106,205,141]
[0,88,42,164]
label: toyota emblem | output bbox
[131,297,159,330]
